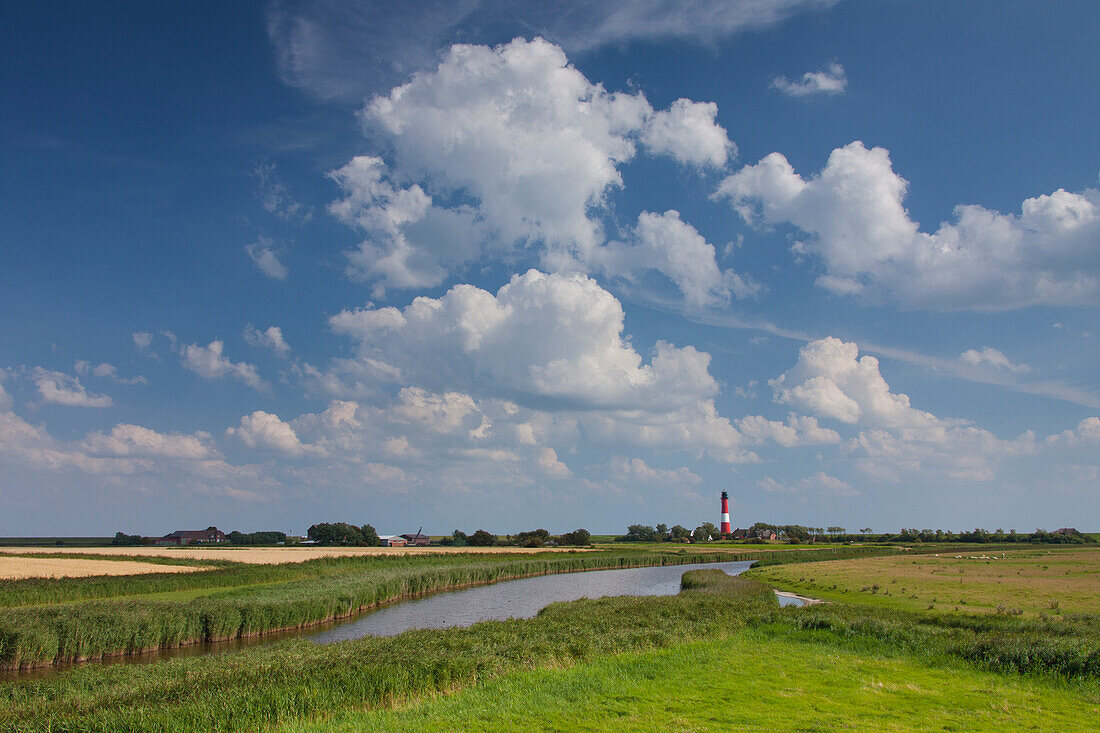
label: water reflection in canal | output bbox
[309,559,802,644]
[2,560,806,681]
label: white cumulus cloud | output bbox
[959,347,1030,373]
[640,98,733,167]
[82,424,216,459]
[180,341,267,391]
[243,325,291,356]
[333,37,735,300]
[735,414,840,447]
[1045,417,1100,447]
[770,337,1036,481]
[715,141,1100,310]
[329,269,718,410]
[594,210,760,306]
[227,410,325,456]
[771,62,847,97]
[32,368,113,408]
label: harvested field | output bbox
[0,556,208,580]
[0,545,595,565]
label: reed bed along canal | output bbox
[2,557,1097,733]
[1,546,875,672]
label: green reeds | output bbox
[2,568,1093,733]
[2,550,755,669]
[0,573,782,733]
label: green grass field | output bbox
[746,546,1100,616]
[0,545,908,671]
[296,633,1098,732]
[0,548,798,670]
[0,546,1096,732]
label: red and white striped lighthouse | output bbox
[720,491,731,534]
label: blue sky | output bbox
[2,0,1098,536]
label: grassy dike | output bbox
[0,546,896,670]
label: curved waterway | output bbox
[309,559,800,643]
[2,560,805,681]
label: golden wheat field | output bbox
[0,556,210,580]
[0,544,594,567]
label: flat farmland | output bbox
[747,546,1100,615]
[0,556,210,580]
[0,545,594,565]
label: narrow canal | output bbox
[2,560,806,681]
[309,559,801,643]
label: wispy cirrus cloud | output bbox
[266,0,841,102]
[245,236,289,280]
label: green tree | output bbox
[307,522,361,545]
[112,531,144,546]
[359,524,381,547]
[692,522,719,542]
[623,525,659,542]
[559,528,591,546]
[669,525,691,541]
[467,529,497,546]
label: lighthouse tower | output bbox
[720,491,731,534]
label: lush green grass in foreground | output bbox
[0,572,777,731]
[2,567,1096,732]
[296,633,1098,733]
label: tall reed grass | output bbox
[0,569,780,732]
[3,565,1094,733]
[2,549,787,669]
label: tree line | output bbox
[112,525,592,548]
[617,523,1094,545]
[306,523,381,546]
[439,528,591,548]
[112,529,291,546]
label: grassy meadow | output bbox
[746,546,1100,616]
[0,544,1096,731]
[301,633,1097,732]
[1,546,893,670]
